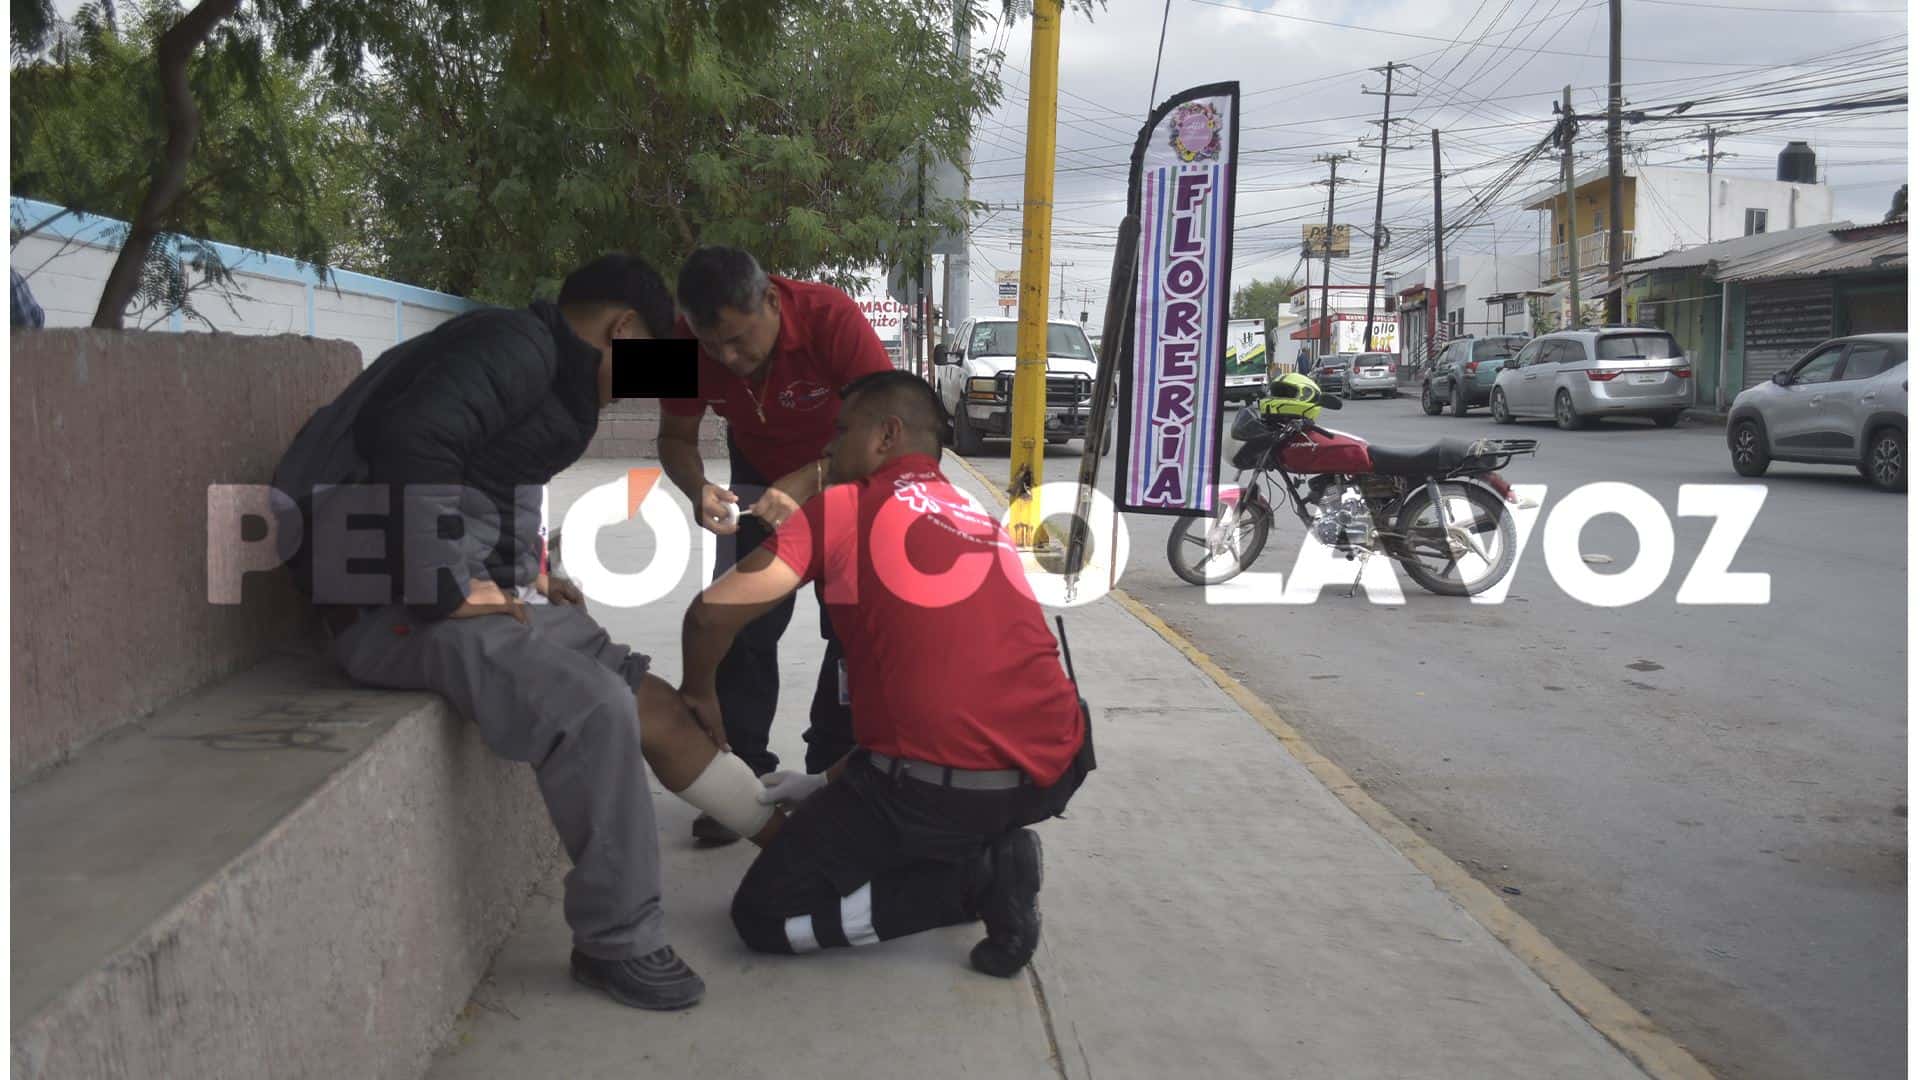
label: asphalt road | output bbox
[958,391,1907,1080]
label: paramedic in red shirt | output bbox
[658,247,894,844]
[679,371,1094,978]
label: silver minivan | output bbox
[1491,328,1694,429]
[1344,352,1399,398]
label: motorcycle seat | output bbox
[1367,439,1477,477]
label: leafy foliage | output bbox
[1231,275,1299,322]
[354,0,1003,303]
[10,1,357,325]
[13,0,1028,321]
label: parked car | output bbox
[1422,335,1530,417]
[1490,327,1693,429]
[1310,354,1354,394]
[1344,352,1398,398]
[934,316,1101,455]
[1726,333,1907,491]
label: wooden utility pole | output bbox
[917,150,929,379]
[1705,127,1718,244]
[1558,85,1581,328]
[1360,62,1409,354]
[1312,152,1354,359]
[1299,246,1312,371]
[1691,127,1731,244]
[1605,0,1625,324]
[1431,129,1445,365]
[1008,0,1063,549]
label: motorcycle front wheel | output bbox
[1391,482,1516,597]
[1166,497,1271,586]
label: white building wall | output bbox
[1634,166,1837,257]
[1289,285,1384,320]
[11,198,479,366]
[12,238,119,327]
[317,287,410,364]
[1391,250,1543,350]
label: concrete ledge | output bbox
[12,651,561,1080]
[10,329,360,781]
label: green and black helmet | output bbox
[1258,371,1325,421]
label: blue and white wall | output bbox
[11,197,481,365]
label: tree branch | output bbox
[89,0,241,329]
[11,207,74,247]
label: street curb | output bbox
[941,447,1717,1080]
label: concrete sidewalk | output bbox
[427,455,1654,1080]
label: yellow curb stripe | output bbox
[942,448,1715,1080]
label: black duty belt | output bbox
[866,751,1030,791]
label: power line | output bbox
[1183,0,1861,66]
[1633,0,1905,11]
[1148,0,1173,110]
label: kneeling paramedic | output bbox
[679,371,1094,976]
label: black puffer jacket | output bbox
[346,300,601,617]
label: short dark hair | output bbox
[840,370,952,454]
[559,254,675,337]
[676,246,771,330]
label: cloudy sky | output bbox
[956,0,1909,328]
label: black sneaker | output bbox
[571,946,706,1011]
[970,828,1042,978]
[691,812,741,847]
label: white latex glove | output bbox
[756,770,829,806]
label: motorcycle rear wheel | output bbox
[1167,497,1271,586]
[1392,482,1516,597]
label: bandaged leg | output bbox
[673,752,775,841]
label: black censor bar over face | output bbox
[612,338,698,399]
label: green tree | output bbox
[11,2,365,326]
[10,0,797,327]
[1231,275,1299,322]
[354,0,1003,304]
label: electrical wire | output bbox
[1148,0,1173,110]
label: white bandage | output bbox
[676,753,775,839]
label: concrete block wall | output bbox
[9,329,360,782]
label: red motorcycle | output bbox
[1166,398,1537,595]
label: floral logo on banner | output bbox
[1168,102,1222,163]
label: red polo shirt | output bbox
[664,276,893,482]
[765,455,1086,786]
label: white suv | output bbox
[934,317,1101,454]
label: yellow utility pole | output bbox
[1008,0,1062,549]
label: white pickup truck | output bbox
[934,316,1108,455]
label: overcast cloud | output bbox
[959,0,1909,328]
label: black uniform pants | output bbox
[715,436,854,776]
[730,738,1093,955]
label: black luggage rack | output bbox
[1465,437,1539,470]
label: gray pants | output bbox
[333,602,664,959]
